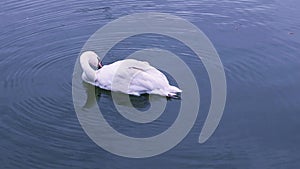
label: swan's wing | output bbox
[94,59,181,96]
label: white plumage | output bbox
[80,51,181,97]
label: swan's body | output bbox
[80,51,182,97]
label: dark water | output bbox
[1,0,300,168]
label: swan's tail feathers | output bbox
[167,86,182,99]
[169,86,182,93]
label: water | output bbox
[1,0,300,168]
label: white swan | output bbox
[80,51,182,97]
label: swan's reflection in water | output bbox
[82,82,178,111]
[82,82,152,109]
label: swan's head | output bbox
[80,51,102,70]
[80,51,103,84]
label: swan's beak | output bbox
[97,58,103,69]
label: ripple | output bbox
[1,0,300,168]
[2,96,90,168]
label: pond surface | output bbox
[1,0,300,168]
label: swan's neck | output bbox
[80,51,99,83]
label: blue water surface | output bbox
[1,0,300,168]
